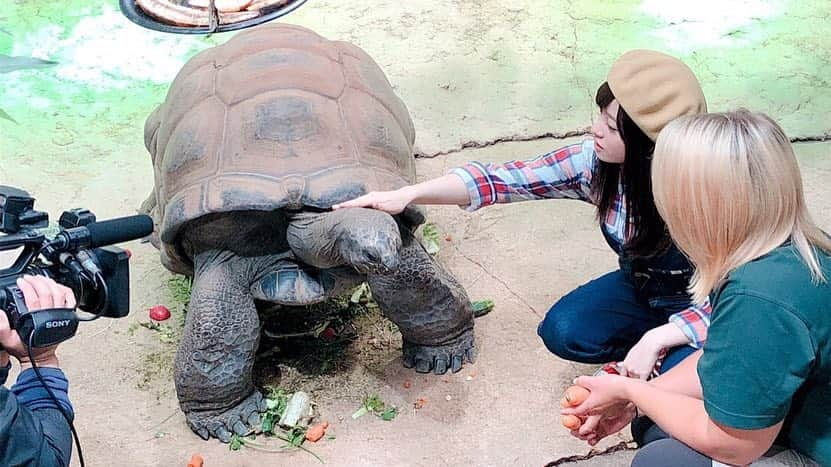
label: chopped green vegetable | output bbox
[351,405,369,419]
[350,283,370,303]
[472,299,495,317]
[380,407,398,421]
[353,394,397,421]
[229,434,243,451]
[421,223,441,255]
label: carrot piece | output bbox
[561,385,590,407]
[305,421,330,442]
[560,385,590,430]
[187,454,204,467]
[561,414,583,430]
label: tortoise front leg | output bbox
[174,249,266,442]
[368,229,475,375]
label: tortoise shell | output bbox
[145,23,416,255]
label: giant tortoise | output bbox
[141,23,475,441]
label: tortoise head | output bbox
[336,209,402,274]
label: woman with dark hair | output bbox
[334,50,708,379]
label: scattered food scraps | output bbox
[414,398,427,409]
[231,388,326,462]
[138,320,178,343]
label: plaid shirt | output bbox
[451,139,712,347]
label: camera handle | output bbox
[1,286,78,347]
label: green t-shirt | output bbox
[698,243,831,465]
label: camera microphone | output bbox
[46,214,153,252]
[85,214,154,248]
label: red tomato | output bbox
[149,305,171,321]
[319,327,337,341]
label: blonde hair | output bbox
[652,109,831,304]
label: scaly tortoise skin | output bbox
[141,24,475,442]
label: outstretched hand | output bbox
[620,334,664,380]
[620,323,688,379]
[332,189,412,215]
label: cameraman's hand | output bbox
[0,275,76,370]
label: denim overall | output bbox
[537,225,697,369]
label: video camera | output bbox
[0,186,153,347]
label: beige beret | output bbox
[607,50,707,141]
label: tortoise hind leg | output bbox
[367,229,475,375]
[174,249,266,442]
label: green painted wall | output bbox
[1,0,828,174]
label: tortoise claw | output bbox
[215,426,232,443]
[466,347,476,364]
[401,330,475,376]
[451,355,463,373]
[433,358,448,375]
[183,391,266,442]
[232,420,248,436]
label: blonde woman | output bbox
[561,110,831,466]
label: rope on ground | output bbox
[544,441,637,466]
